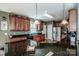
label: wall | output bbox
[0,11,10,49]
[77,4,79,56]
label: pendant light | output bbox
[61,3,68,25]
[34,3,40,24]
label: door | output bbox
[47,24,53,43]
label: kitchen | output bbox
[0,3,77,56]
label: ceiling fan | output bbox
[34,3,54,24]
[44,10,54,18]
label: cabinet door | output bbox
[33,35,38,42]
[37,36,41,42]
[40,22,43,31]
[16,42,23,55]
[15,17,21,30]
[9,15,16,30]
[37,21,43,31]
[20,18,24,30]
[23,20,27,31]
[11,43,17,55]
[33,35,42,42]
[23,19,30,31]
[26,20,30,31]
[41,35,45,41]
[69,9,76,31]
[22,41,27,52]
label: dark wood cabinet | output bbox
[53,21,61,27]
[61,25,67,48]
[9,14,30,31]
[69,9,76,31]
[37,21,44,31]
[15,17,20,30]
[8,13,30,56]
[33,34,45,42]
[9,15,16,30]
[23,18,30,31]
[6,35,27,56]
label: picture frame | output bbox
[1,20,8,30]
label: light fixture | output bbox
[61,3,68,25]
[44,10,54,18]
[44,13,54,18]
[34,3,40,24]
[34,20,40,24]
[61,20,68,24]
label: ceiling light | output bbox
[34,3,40,25]
[61,20,68,25]
[35,20,40,24]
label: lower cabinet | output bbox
[33,34,45,42]
[6,36,27,56]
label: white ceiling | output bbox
[0,3,76,21]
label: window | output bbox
[30,21,37,34]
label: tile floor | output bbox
[28,43,68,56]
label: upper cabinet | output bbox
[23,18,30,31]
[37,21,44,31]
[69,9,76,31]
[53,21,61,27]
[9,15,16,30]
[9,14,30,31]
